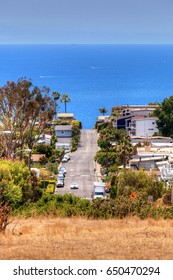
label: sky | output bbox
[0,0,173,44]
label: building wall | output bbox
[55,130,72,138]
[55,142,70,149]
[55,125,72,138]
[131,118,158,137]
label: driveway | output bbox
[55,129,100,199]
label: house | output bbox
[55,125,72,138]
[129,116,158,137]
[31,154,46,163]
[112,105,159,137]
[57,113,74,121]
[112,105,158,117]
[130,155,167,171]
[95,115,110,127]
[131,136,173,145]
[55,142,71,150]
[35,134,52,145]
[158,163,173,181]
[55,125,72,150]
[130,142,173,171]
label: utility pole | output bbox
[171,184,173,204]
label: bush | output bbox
[0,160,31,207]
[117,169,165,201]
[46,183,55,194]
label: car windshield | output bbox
[95,192,104,195]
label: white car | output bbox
[58,170,65,177]
[70,182,79,189]
[56,180,64,187]
[62,157,68,162]
[64,154,70,160]
[58,173,64,180]
[59,166,67,174]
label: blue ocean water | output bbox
[0,44,173,128]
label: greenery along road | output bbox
[55,129,99,199]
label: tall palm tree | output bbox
[99,107,108,116]
[99,126,116,175]
[52,91,60,118]
[117,136,133,168]
[60,94,71,113]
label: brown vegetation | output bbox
[1,217,173,260]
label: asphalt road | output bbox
[55,129,100,199]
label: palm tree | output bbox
[52,91,60,118]
[60,94,71,113]
[117,136,133,168]
[99,107,108,116]
[99,126,116,175]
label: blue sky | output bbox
[0,0,172,44]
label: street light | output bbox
[11,148,32,169]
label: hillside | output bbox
[1,217,173,260]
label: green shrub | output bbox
[117,169,165,201]
[46,184,55,194]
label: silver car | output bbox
[70,182,79,189]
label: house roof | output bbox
[58,113,74,118]
[112,105,159,111]
[131,116,158,121]
[55,125,72,130]
[31,154,45,161]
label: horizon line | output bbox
[0,42,173,45]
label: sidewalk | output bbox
[94,161,101,182]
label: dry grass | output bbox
[1,216,173,260]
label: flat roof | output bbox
[58,113,74,117]
[131,136,172,139]
[112,105,159,109]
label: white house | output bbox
[112,105,159,137]
[129,116,158,137]
[55,125,72,138]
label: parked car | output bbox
[56,180,64,187]
[58,170,65,177]
[59,166,67,174]
[62,157,68,162]
[64,153,70,160]
[58,173,64,181]
[70,182,79,189]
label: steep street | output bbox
[55,129,100,199]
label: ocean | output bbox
[0,44,173,128]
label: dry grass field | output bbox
[1,216,173,260]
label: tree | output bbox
[153,96,173,137]
[71,120,81,151]
[95,124,133,172]
[99,107,108,116]
[60,94,71,113]
[110,107,122,122]
[117,169,164,201]
[97,125,118,175]
[0,78,56,159]
[52,91,60,119]
[0,189,12,234]
[0,160,42,206]
[116,135,133,167]
[32,144,53,158]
